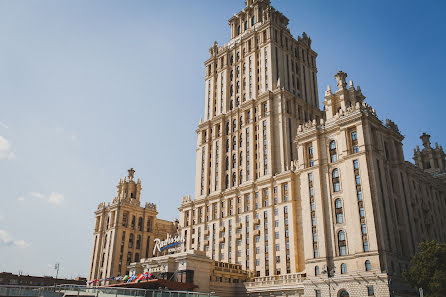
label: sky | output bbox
[0,0,445,279]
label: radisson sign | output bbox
[153,233,185,255]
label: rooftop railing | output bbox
[0,285,216,297]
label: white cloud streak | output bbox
[48,192,64,205]
[28,191,64,205]
[0,136,13,159]
[0,230,29,248]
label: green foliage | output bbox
[403,240,446,297]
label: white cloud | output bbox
[0,136,12,159]
[13,240,30,248]
[0,122,8,129]
[30,192,44,199]
[0,230,29,248]
[28,191,64,205]
[48,192,64,205]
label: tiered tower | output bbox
[88,169,176,284]
[180,0,321,277]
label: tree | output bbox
[403,241,446,297]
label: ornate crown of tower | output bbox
[414,133,446,174]
[113,168,142,205]
[323,70,366,120]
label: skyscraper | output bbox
[181,0,321,277]
[179,1,446,296]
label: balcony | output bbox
[245,273,306,294]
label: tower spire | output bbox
[128,168,135,181]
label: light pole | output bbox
[322,265,335,297]
[53,263,60,289]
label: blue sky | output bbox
[0,0,444,278]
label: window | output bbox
[341,263,347,274]
[307,145,314,167]
[361,224,367,234]
[365,260,371,271]
[363,241,370,252]
[351,130,359,153]
[251,16,255,26]
[335,198,344,223]
[332,169,340,192]
[314,265,320,276]
[367,286,375,296]
[339,290,350,297]
[315,290,321,297]
[329,140,337,163]
[338,230,347,256]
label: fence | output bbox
[0,285,216,297]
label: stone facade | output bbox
[178,1,446,297]
[88,169,177,285]
[129,250,249,297]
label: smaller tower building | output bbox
[88,169,177,284]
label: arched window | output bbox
[237,25,241,35]
[226,139,229,152]
[225,156,229,170]
[340,263,347,274]
[329,140,337,163]
[232,120,237,132]
[239,170,243,184]
[244,20,248,30]
[339,290,349,297]
[232,154,236,168]
[239,152,243,166]
[332,169,340,192]
[251,16,255,26]
[232,172,236,187]
[230,85,234,96]
[338,230,347,256]
[232,136,237,150]
[314,265,320,276]
[335,198,344,224]
[225,175,229,189]
[226,123,230,135]
[365,260,371,271]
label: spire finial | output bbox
[128,168,135,181]
[334,70,348,90]
[420,133,431,149]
